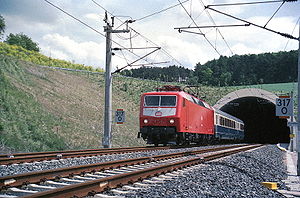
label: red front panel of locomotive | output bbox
[139,92,180,129]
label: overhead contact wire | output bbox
[91,0,185,67]
[178,0,221,55]
[44,0,158,69]
[263,1,285,27]
[199,0,234,55]
[284,17,300,50]
[93,0,185,67]
[207,0,285,7]
[136,0,190,21]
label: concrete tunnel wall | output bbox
[213,88,290,143]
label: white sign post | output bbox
[115,109,125,124]
[276,97,293,117]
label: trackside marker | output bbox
[115,109,125,124]
[261,182,278,190]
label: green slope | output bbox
[0,55,67,152]
[235,82,297,94]
[1,43,294,152]
[0,53,234,152]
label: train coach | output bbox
[137,85,244,145]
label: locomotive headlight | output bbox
[143,119,148,124]
[169,119,175,124]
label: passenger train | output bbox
[138,86,244,145]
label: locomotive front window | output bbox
[161,96,176,106]
[145,96,159,106]
[144,95,176,107]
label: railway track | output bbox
[0,146,172,165]
[0,144,262,198]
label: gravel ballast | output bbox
[0,145,230,177]
[112,145,288,198]
[0,145,288,198]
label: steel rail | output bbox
[0,146,153,158]
[0,146,170,165]
[0,144,247,189]
[20,144,262,198]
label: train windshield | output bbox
[144,95,176,107]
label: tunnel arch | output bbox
[214,88,290,143]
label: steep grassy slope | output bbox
[1,53,239,152]
[0,55,147,152]
[0,55,67,151]
[2,43,293,152]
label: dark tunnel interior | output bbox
[219,97,290,144]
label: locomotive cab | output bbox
[139,93,179,145]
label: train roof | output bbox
[142,91,213,110]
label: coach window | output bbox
[241,124,244,130]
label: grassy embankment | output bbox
[236,82,297,94]
[0,42,294,152]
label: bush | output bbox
[0,42,104,73]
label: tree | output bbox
[4,33,40,52]
[0,15,5,39]
[194,63,214,85]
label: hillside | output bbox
[0,54,149,152]
[236,82,297,94]
[0,50,239,152]
[1,43,294,152]
[0,42,104,73]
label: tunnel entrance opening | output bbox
[219,96,290,144]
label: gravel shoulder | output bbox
[0,145,288,198]
[117,145,288,198]
[0,145,234,177]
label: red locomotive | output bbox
[138,85,244,145]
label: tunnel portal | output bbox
[214,89,290,143]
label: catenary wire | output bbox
[135,0,190,21]
[188,7,205,27]
[206,0,286,7]
[44,0,162,69]
[284,17,300,50]
[198,0,234,55]
[206,6,298,40]
[178,0,221,55]
[44,0,105,37]
[91,0,185,67]
[263,1,285,27]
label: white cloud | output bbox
[42,33,105,69]
[231,43,263,55]
[48,50,69,60]
[1,0,298,70]
[84,13,104,21]
[157,35,213,68]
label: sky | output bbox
[0,0,299,71]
